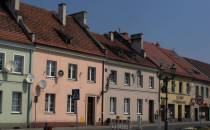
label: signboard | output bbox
[72,89,80,100]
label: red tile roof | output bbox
[0,4,31,44]
[185,57,210,79]
[18,3,104,56]
[92,32,157,68]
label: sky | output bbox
[22,0,210,63]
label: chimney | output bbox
[131,33,146,58]
[5,0,20,12]
[72,11,88,29]
[58,3,67,26]
[105,32,114,42]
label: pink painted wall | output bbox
[31,50,103,124]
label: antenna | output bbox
[26,74,35,84]
[5,60,16,72]
[38,80,47,89]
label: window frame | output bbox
[137,75,143,88]
[149,76,154,89]
[110,97,116,114]
[124,72,131,86]
[13,54,25,74]
[0,52,6,72]
[68,64,77,81]
[137,99,143,115]
[11,92,22,114]
[87,67,96,83]
[124,98,130,115]
[206,87,209,98]
[0,91,2,113]
[186,83,191,95]
[179,82,183,94]
[109,70,117,84]
[45,93,56,113]
[171,80,176,93]
[46,60,57,78]
[67,95,75,114]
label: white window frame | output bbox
[67,95,75,113]
[149,76,154,89]
[0,52,6,72]
[124,73,130,86]
[110,97,116,114]
[46,60,57,78]
[13,54,25,74]
[68,64,77,80]
[45,94,55,113]
[137,99,143,115]
[124,98,130,115]
[11,92,22,113]
[87,67,96,83]
[109,70,117,84]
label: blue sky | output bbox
[22,0,210,63]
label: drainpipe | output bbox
[27,49,33,128]
[101,61,104,125]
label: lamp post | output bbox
[158,64,176,130]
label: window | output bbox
[206,88,209,98]
[137,75,143,87]
[12,92,22,113]
[137,99,143,114]
[196,86,199,96]
[109,70,117,84]
[124,73,130,86]
[0,53,5,71]
[149,76,154,89]
[68,64,77,80]
[88,67,96,83]
[0,91,2,113]
[186,83,191,95]
[67,95,75,113]
[124,98,130,114]
[110,97,116,114]
[14,55,24,73]
[45,94,55,113]
[47,60,57,77]
[201,87,204,97]
[179,82,183,94]
[171,80,176,93]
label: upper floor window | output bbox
[137,75,143,87]
[124,98,130,115]
[0,53,5,71]
[109,70,117,84]
[46,60,57,77]
[14,55,24,74]
[88,67,96,83]
[149,76,154,89]
[201,86,204,97]
[12,92,22,113]
[0,91,2,113]
[124,73,130,86]
[196,86,199,96]
[206,88,209,98]
[171,80,176,93]
[67,95,75,113]
[179,82,183,94]
[137,99,143,114]
[110,97,116,114]
[45,93,55,113]
[68,64,77,80]
[186,83,191,95]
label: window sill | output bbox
[11,72,24,75]
[87,81,96,84]
[124,84,130,86]
[44,112,55,115]
[11,112,21,114]
[110,112,116,115]
[149,87,154,89]
[124,113,130,115]
[68,78,77,81]
[137,113,143,115]
[67,112,76,115]
[46,76,56,79]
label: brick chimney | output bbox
[131,33,146,58]
[72,11,88,29]
[5,0,20,12]
[58,3,67,26]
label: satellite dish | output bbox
[5,61,16,72]
[38,80,47,89]
[26,74,35,84]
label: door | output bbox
[149,100,154,123]
[178,105,182,121]
[161,105,166,121]
[194,108,198,121]
[87,97,95,125]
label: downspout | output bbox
[101,60,105,125]
[27,49,33,128]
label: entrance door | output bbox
[194,108,198,121]
[87,97,95,125]
[149,100,154,123]
[178,105,182,121]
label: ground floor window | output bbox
[168,104,175,119]
[12,92,22,113]
[185,105,191,119]
[45,94,55,113]
[110,97,116,114]
[67,95,75,113]
[137,99,143,114]
[124,98,130,115]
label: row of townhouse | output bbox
[0,0,210,128]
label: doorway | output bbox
[87,97,95,125]
[178,105,182,121]
[194,108,198,121]
[149,100,154,123]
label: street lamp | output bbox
[158,64,176,130]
